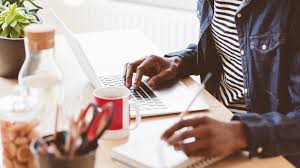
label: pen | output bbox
[64,119,76,154]
[178,73,212,120]
[36,138,49,155]
[70,121,84,158]
[49,143,65,160]
[54,104,60,140]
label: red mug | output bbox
[93,86,141,139]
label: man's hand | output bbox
[123,55,182,89]
[161,117,248,157]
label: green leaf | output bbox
[13,22,20,34]
[4,1,10,7]
[16,7,26,12]
[26,14,35,20]
[10,19,16,26]
[15,13,26,20]
[1,22,7,30]
[19,31,24,37]
[18,0,25,7]
[0,1,40,38]
[5,14,14,24]
[0,5,7,10]
[10,3,17,12]
[10,28,19,38]
[0,16,4,24]
[17,18,29,24]
[0,26,10,37]
[26,0,43,9]
[19,23,24,30]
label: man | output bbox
[123,0,300,166]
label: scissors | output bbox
[64,103,97,154]
[73,102,115,155]
[75,103,99,137]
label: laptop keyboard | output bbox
[99,75,168,113]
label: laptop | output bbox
[49,9,209,117]
[98,74,209,117]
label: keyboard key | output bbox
[99,75,167,112]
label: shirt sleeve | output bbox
[232,112,300,158]
[164,44,203,77]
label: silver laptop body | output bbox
[49,8,209,117]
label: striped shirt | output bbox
[210,0,247,113]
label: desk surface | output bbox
[0,30,294,168]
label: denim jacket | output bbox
[165,0,300,165]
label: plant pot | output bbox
[0,12,43,79]
[0,37,25,78]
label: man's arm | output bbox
[165,43,203,77]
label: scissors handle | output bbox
[76,103,114,155]
[87,103,114,142]
[76,103,99,139]
[76,103,98,124]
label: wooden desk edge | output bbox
[0,76,294,168]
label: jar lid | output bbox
[24,24,55,52]
[0,86,41,122]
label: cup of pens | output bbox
[31,103,115,168]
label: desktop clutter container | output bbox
[30,102,115,168]
[31,131,97,168]
[0,86,42,168]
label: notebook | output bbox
[111,118,226,168]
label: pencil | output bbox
[64,120,76,154]
[54,104,60,140]
[70,122,84,158]
[36,138,49,155]
[49,143,65,159]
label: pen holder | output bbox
[31,131,97,168]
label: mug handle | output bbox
[129,102,141,130]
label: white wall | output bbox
[44,0,199,54]
[114,0,197,11]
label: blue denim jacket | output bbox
[165,0,300,166]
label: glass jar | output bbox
[18,24,64,136]
[0,87,42,168]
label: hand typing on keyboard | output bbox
[99,75,168,112]
[123,55,183,89]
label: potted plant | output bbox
[0,0,42,78]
